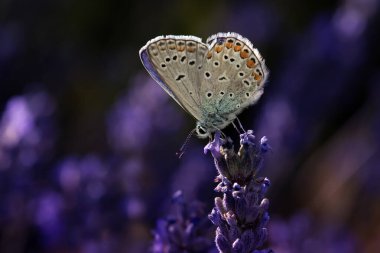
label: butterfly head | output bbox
[195,122,211,139]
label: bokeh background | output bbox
[1,0,379,252]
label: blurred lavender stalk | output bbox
[152,190,215,253]
[205,130,273,253]
[269,212,358,253]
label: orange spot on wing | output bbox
[167,40,176,50]
[253,72,262,81]
[158,41,166,51]
[177,45,185,51]
[246,59,256,68]
[240,49,250,59]
[148,45,159,56]
[234,45,241,52]
[176,41,186,52]
[186,42,197,52]
[207,51,212,59]
[215,45,223,53]
[225,41,233,49]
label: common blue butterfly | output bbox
[139,32,268,138]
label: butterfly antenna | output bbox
[235,117,246,133]
[176,128,196,158]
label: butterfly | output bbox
[139,32,268,138]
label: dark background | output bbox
[1,0,379,252]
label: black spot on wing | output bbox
[176,74,186,81]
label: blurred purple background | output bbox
[1,0,379,252]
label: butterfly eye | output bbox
[198,127,207,134]
[196,124,209,137]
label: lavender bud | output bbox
[260,198,270,211]
[215,196,226,215]
[232,238,244,252]
[209,207,222,226]
[224,192,235,211]
[153,192,214,252]
[225,211,238,226]
[235,197,247,221]
[260,136,271,153]
[216,228,231,252]
[241,230,255,251]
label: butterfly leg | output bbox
[235,117,246,133]
[231,121,242,134]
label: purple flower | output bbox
[206,131,273,253]
[152,190,215,253]
[205,130,269,186]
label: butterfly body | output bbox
[139,32,268,138]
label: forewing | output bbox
[139,35,209,121]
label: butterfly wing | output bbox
[198,32,269,129]
[139,35,209,121]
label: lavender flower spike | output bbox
[152,190,214,253]
[207,131,273,253]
